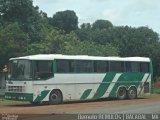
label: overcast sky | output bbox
[33,0,160,34]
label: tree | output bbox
[49,10,78,33]
[112,26,159,57]
[0,23,29,68]
[27,29,79,54]
[90,28,113,44]
[0,0,38,25]
[77,22,113,44]
[76,23,92,41]
[63,41,119,56]
[0,0,49,43]
[27,28,119,57]
[92,19,113,30]
[80,23,92,29]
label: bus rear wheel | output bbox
[49,90,62,105]
[117,87,127,100]
[127,87,137,99]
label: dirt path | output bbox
[0,95,160,114]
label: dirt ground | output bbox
[0,95,160,114]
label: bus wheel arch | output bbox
[127,86,137,99]
[116,86,127,100]
[49,89,63,105]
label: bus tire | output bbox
[127,87,137,99]
[117,87,127,100]
[49,90,62,105]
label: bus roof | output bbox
[10,54,151,62]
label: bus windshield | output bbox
[9,60,32,80]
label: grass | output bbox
[152,81,160,95]
[0,99,29,105]
[152,87,160,94]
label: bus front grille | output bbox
[6,86,25,93]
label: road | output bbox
[0,95,160,120]
[72,101,160,114]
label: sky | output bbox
[33,0,160,34]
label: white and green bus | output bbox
[5,54,153,104]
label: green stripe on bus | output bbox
[34,90,50,102]
[80,89,92,100]
[93,73,116,99]
[118,73,145,82]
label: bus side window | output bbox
[109,61,124,72]
[94,61,109,73]
[56,60,70,73]
[131,62,140,73]
[140,62,149,73]
[34,61,53,79]
[69,60,75,72]
[125,62,141,73]
[125,62,132,72]
[74,60,93,73]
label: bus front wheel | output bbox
[49,90,62,105]
[117,87,127,100]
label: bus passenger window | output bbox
[75,60,93,73]
[125,62,132,72]
[110,61,124,72]
[140,62,149,73]
[34,61,53,79]
[94,61,109,73]
[131,62,140,72]
[125,62,141,73]
[56,60,70,73]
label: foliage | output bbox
[92,19,113,30]
[111,26,159,56]
[63,39,119,56]
[27,29,119,56]
[28,30,78,54]
[0,0,49,42]
[76,23,92,41]
[0,23,29,67]
[49,10,78,33]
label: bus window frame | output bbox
[109,61,124,73]
[32,60,54,80]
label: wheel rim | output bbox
[50,93,58,102]
[129,89,136,98]
[119,89,125,96]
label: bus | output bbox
[5,54,153,104]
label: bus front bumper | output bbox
[5,92,33,101]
